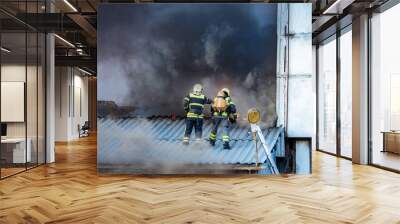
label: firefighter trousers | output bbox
[184,118,203,140]
[209,116,230,143]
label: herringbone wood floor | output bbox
[1,135,400,224]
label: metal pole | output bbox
[253,132,259,166]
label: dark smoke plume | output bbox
[98,4,278,126]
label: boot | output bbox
[209,139,215,146]
[183,136,189,145]
[194,138,202,146]
[223,142,231,150]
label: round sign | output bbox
[247,108,260,124]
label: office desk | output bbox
[382,131,400,154]
[1,138,31,163]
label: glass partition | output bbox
[26,0,40,170]
[1,31,28,177]
[0,2,46,179]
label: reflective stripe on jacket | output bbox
[183,93,211,118]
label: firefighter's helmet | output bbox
[221,88,230,97]
[193,84,203,95]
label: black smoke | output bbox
[98,4,278,126]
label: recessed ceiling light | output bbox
[78,67,93,76]
[54,34,75,48]
[1,47,11,53]
[63,0,78,12]
[322,0,354,15]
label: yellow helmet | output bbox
[221,88,230,97]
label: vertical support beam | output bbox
[315,45,319,150]
[336,30,341,156]
[25,3,28,170]
[88,77,97,131]
[46,1,55,163]
[276,4,289,129]
[352,14,369,164]
[285,7,290,133]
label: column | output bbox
[352,14,369,164]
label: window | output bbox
[370,3,400,171]
[318,37,337,154]
[339,29,352,158]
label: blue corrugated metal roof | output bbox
[98,118,283,165]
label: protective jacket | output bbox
[183,93,212,119]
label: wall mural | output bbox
[97,3,312,174]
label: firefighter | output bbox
[209,88,237,149]
[182,84,212,145]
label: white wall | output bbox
[1,65,26,139]
[55,67,89,141]
[1,65,41,137]
[55,67,69,141]
[72,72,89,138]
